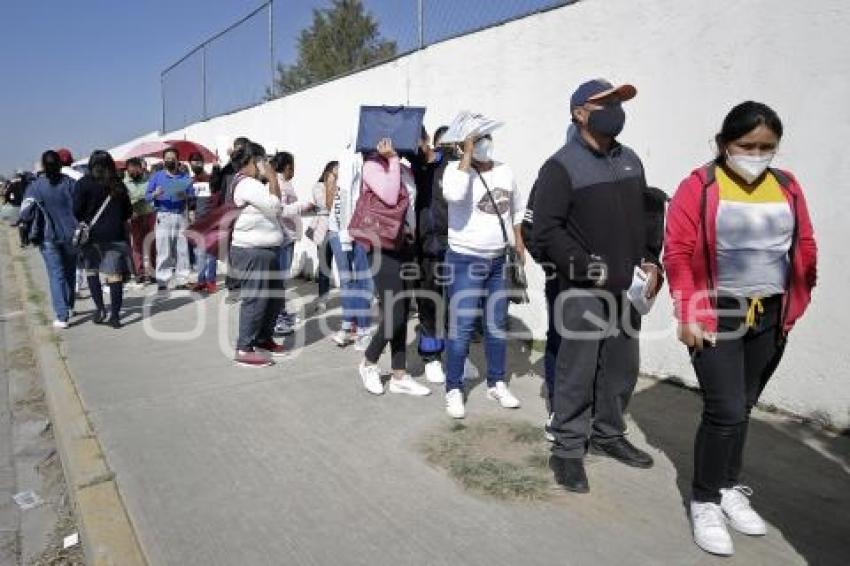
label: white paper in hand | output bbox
[627,266,656,315]
[441,111,504,144]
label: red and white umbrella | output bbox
[122,140,218,163]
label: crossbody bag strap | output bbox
[472,166,511,248]
[89,195,112,227]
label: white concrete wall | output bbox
[121,0,850,428]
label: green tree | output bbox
[268,0,397,98]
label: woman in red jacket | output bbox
[664,101,817,557]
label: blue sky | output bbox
[0,0,563,175]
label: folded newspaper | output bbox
[440,111,504,144]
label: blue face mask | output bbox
[433,149,444,164]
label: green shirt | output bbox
[124,174,153,215]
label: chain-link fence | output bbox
[161,0,574,133]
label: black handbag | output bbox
[474,167,529,304]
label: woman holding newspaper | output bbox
[440,114,525,419]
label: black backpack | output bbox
[18,200,51,247]
[520,179,545,263]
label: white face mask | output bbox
[472,137,494,162]
[726,151,775,184]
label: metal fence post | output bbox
[268,0,276,99]
[417,0,424,49]
[160,72,166,133]
[202,45,208,120]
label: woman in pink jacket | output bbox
[664,101,817,557]
[356,139,431,397]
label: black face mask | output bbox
[164,160,177,172]
[587,104,626,138]
[130,172,144,182]
[191,166,204,175]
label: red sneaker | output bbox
[254,340,287,357]
[190,282,208,293]
[206,282,218,294]
[234,349,273,368]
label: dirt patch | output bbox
[9,345,36,371]
[421,418,554,501]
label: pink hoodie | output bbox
[362,155,401,205]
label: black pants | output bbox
[550,290,640,459]
[230,246,283,350]
[691,295,785,503]
[365,248,409,370]
[415,253,446,363]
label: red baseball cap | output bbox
[56,148,74,166]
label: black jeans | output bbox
[230,246,283,350]
[691,294,786,503]
[415,253,446,363]
[365,248,409,371]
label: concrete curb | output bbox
[6,231,147,566]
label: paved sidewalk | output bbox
[21,248,850,566]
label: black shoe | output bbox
[590,437,654,469]
[550,455,589,493]
[108,317,122,329]
[93,308,107,324]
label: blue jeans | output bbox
[445,249,508,392]
[40,242,77,322]
[544,273,561,411]
[278,241,294,314]
[326,234,372,330]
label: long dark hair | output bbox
[88,150,127,197]
[318,161,338,183]
[715,101,783,164]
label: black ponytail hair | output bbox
[41,150,62,184]
[231,142,267,172]
[715,101,783,164]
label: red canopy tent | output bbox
[122,140,218,163]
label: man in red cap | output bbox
[56,148,83,181]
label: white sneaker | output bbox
[359,362,384,395]
[389,375,431,397]
[463,359,479,380]
[52,320,68,329]
[690,501,734,556]
[446,389,465,419]
[424,360,446,384]
[332,329,354,347]
[354,333,371,352]
[487,381,521,409]
[721,486,767,536]
[544,412,555,442]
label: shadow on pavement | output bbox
[630,380,850,566]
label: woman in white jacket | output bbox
[229,143,287,368]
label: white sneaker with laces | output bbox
[332,329,354,347]
[354,333,371,352]
[424,360,446,384]
[487,381,521,409]
[690,501,734,556]
[52,320,68,329]
[463,359,479,380]
[359,362,384,395]
[446,389,465,419]
[721,486,767,536]
[389,375,431,396]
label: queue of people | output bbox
[8,78,818,558]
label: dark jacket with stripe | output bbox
[533,135,655,292]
